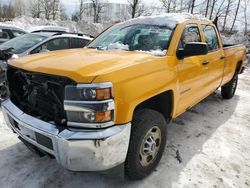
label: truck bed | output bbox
[221,44,246,86]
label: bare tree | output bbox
[209,0,217,19]
[190,0,196,13]
[159,0,172,13]
[42,0,52,20]
[127,0,145,18]
[78,0,85,20]
[60,3,68,20]
[243,0,250,34]
[222,0,233,32]
[51,0,60,20]
[205,0,210,17]
[89,0,106,23]
[13,0,25,17]
[30,0,43,18]
[0,1,15,19]
[230,0,241,32]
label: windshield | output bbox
[88,24,173,54]
[0,33,47,54]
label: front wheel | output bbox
[125,109,167,180]
[221,73,238,99]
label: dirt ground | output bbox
[0,68,250,188]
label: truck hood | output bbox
[9,48,160,83]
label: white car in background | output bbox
[0,32,93,99]
[0,32,93,58]
[0,24,26,44]
[28,26,69,33]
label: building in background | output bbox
[82,0,130,24]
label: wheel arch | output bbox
[236,60,243,74]
[133,90,174,122]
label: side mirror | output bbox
[177,42,208,59]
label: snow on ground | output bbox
[0,66,249,188]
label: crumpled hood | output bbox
[8,48,159,83]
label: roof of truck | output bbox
[118,13,211,29]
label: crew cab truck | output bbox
[2,14,247,180]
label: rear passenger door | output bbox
[201,24,224,92]
[31,38,70,54]
[70,38,90,48]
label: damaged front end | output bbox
[6,66,74,126]
[2,65,131,171]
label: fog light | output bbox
[83,112,96,122]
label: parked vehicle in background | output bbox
[0,32,93,58]
[1,14,247,180]
[28,26,69,33]
[0,24,26,44]
[0,32,93,99]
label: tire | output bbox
[125,108,167,180]
[221,73,238,99]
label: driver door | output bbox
[176,24,210,116]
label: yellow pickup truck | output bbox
[2,14,247,180]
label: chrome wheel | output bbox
[139,126,161,167]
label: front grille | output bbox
[7,66,75,126]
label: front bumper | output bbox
[1,98,131,171]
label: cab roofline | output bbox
[117,13,212,29]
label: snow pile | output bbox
[151,50,167,56]
[3,16,104,37]
[221,32,250,48]
[107,42,129,51]
[135,49,167,56]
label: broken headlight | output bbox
[64,82,114,128]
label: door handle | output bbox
[202,61,209,65]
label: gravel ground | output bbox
[0,68,250,188]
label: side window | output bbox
[0,29,10,39]
[32,38,70,54]
[71,38,89,48]
[202,25,219,51]
[179,25,201,49]
[12,30,26,37]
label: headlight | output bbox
[65,84,113,101]
[64,82,114,128]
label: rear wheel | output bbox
[221,73,238,99]
[125,109,167,180]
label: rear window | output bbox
[202,25,220,51]
[71,38,89,48]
